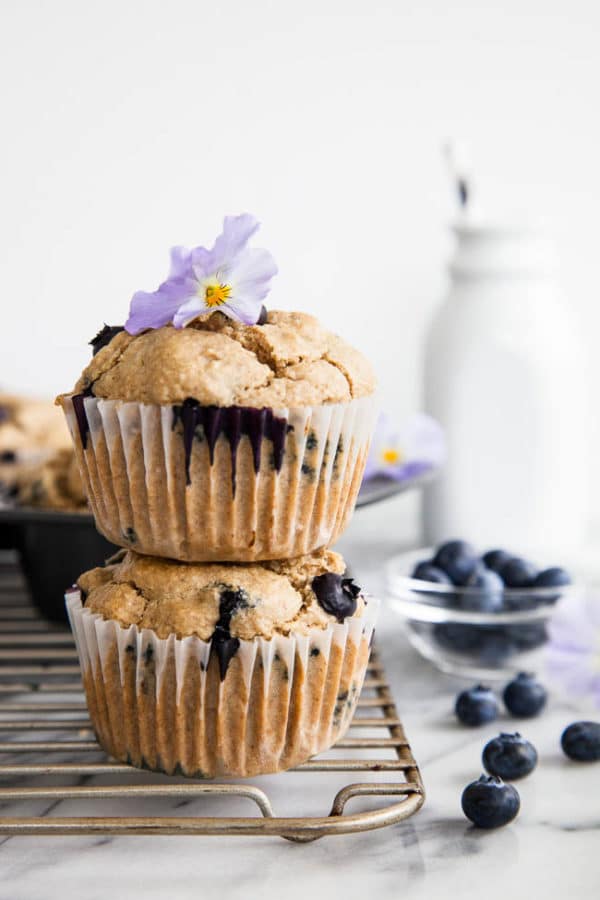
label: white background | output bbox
[1,0,599,529]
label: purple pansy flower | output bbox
[125,214,277,334]
[363,413,446,482]
[547,589,600,709]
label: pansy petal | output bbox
[215,213,261,266]
[125,285,186,335]
[230,247,278,299]
[169,246,192,279]
[172,294,207,329]
[190,247,212,281]
[219,296,262,325]
[191,213,261,279]
[399,414,446,466]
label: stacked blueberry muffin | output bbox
[59,215,378,777]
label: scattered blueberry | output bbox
[503,672,547,718]
[461,774,520,829]
[533,567,572,589]
[460,568,504,612]
[482,732,538,780]
[499,557,539,588]
[561,721,600,762]
[482,549,512,573]
[433,540,478,585]
[455,685,498,726]
[412,561,453,585]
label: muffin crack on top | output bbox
[59,310,375,408]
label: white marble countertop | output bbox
[1,496,599,899]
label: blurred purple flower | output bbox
[125,213,277,334]
[547,589,600,708]
[363,413,446,482]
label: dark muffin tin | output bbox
[0,507,117,622]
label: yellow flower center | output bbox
[381,447,403,465]
[204,282,232,308]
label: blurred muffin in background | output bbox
[15,448,87,512]
[0,392,71,494]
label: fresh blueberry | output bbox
[464,566,503,592]
[476,628,518,663]
[412,561,453,585]
[455,685,499,726]
[502,591,540,612]
[561,721,600,762]
[433,623,483,653]
[461,774,520,828]
[460,568,504,612]
[499,557,539,588]
[533,567,572,588]
[482,732,538,780]
[533,567,572,604]
[503,623,548,651]
[433,540,478,585]
[503,672,547,718]
[482,549,512,573]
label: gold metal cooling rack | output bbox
[0,555,424,842]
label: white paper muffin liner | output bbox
[66,591,379,778]
[62,394,377,562]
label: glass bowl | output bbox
[386,549,577,680]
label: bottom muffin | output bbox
[67,548,378,778]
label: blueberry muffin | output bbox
[15,448,87,512]
[67,547,377,777]
[58,310,376,561]
[0,392,71,496]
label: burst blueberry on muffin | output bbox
[57,215,377,562]
[67,547,377,777]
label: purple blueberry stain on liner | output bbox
[172,398,291,490]
[71,387,94,449]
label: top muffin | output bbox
[55,216,377,562]
[64,311,375,408]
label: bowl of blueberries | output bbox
[386,539,575,679]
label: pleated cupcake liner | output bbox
[66,591,379,778]
[62,395,377,562]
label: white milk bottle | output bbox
[422,222,588,555]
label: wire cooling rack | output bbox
[0,555,424,841]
